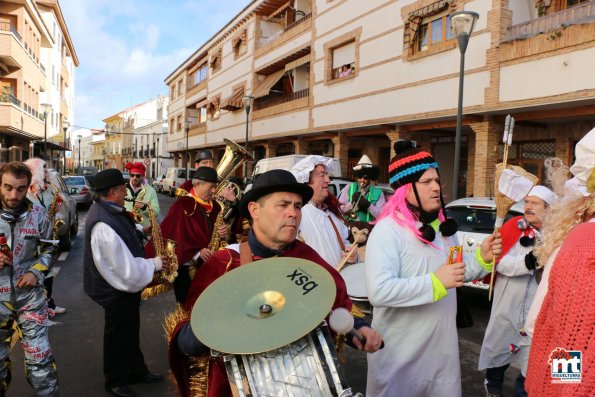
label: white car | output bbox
[446,197,525,290]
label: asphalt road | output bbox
[8,193,519,396]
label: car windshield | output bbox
[447,207,521,233]
[64,177,85,186]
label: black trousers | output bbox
[174,265,191,304]
[103,293,148,387]
[485,364,527,396]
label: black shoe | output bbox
[106,384,136,397]
[130,371,164,384]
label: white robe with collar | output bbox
[365,216,488,397]
[298,203,350,268]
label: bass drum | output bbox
[219,325,362,397]
[339,263,371,314]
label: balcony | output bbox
[0,103,43,135]
[504,2,594,42]
[255,13,312,58]
[254,88,309,111]
[0,93,20,107]
[0,21,20,41]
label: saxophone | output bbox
[47,186,64,241]
[146,201,178,284]
[131,187,147,224]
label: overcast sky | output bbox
[59,0,249,132]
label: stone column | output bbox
[264,142,277,158]
[295,137,310,154]
[386,126,413,156]
[469,117,500,197]
[332,132,350,178]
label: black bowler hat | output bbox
[92,169,126,191]
[195,166,218,183]
[240,169,313,218]
[194,150,213,163]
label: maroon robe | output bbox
[145,195,220,265]
[169,240,353,397]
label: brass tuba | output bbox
[207,139,254,252]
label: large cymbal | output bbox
[190,257,336,354]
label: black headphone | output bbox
[0,203,30,224]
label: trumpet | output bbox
[343,183,369,221]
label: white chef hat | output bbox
[528,185,557,205]
[291,155,334,184]
[565,128,595,198]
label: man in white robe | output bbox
[478,185,555,397]
[291,155,356,267]
[365,141,502,397]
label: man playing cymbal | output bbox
[167,169,383,397]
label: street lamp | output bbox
[41,103,52,160]
[77,135,82,170]
[450,10,479,201]
[183,120,190,179]
[62,121,70,174]
[241,95,255,179]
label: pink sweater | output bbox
[525,221,595,396]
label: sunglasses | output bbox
[130,174,143,178]
[358,176,370,180]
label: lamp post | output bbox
[450,10,479,201]
[77,135,82,170]
[183,120,190,179]
[40,103,52,160]
[62,121,69,174]
[241,95,255,179]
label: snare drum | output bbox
[340,263,371,314]
[220,325,359,397]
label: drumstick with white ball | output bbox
[329,308,384,349]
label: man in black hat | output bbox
[84,168,170,397]
[177,150,214,195]
[146,166,224,304]
[167,169,384,397]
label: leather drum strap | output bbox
[328,215,346,252]
[239,241,253,266]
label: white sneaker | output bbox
[46,319,62,327]
[53,306,67,314]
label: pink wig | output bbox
[24,157,47,194]
[378,183,445,248]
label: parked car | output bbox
[445,197,525,290]
[376,183,395,201]
[152,174,166,192]
[48,171,79,251]
[328,178,351,197]
[162,167,197,196]
[63,176,93,207]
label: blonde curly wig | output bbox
[534,158,595,265]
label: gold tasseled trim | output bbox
[164,304,190,343]
[188,356,210,397]
[351,304,366,318]
[163,305,210,396]
[141,282,173,300]
[333,333,347,363]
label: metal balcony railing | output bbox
[283,12,311,34]
[253,88,309,111]
[0,22,21,41]
[504,2,595,42]
[0,93,20,106]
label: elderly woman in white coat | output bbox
[365,141,502,397]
